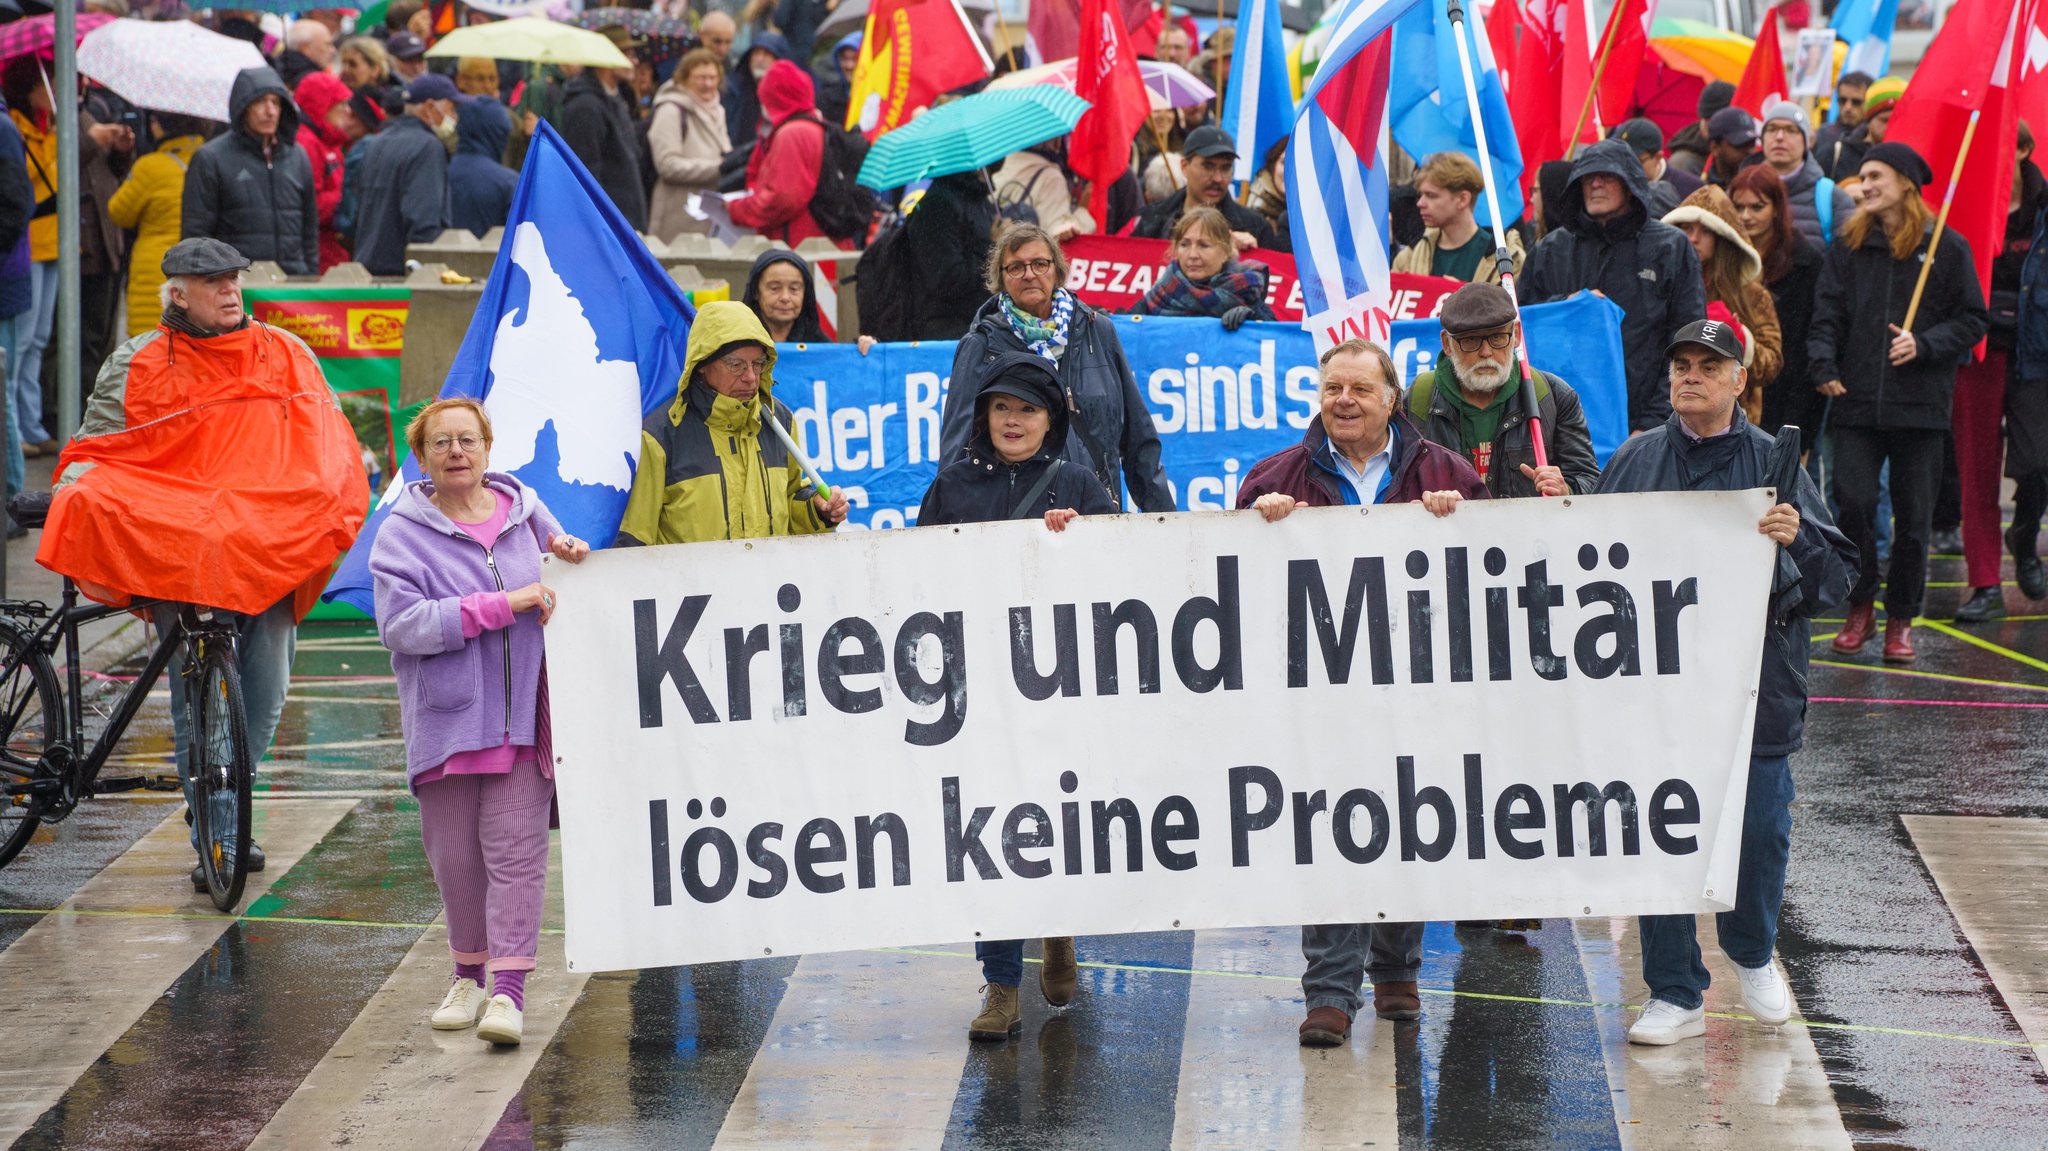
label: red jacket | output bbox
[294,72,352,271]
[729,60,834,247]
[1236,409,1489,509]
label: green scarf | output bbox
[1439,361,1522,457]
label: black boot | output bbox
[2010,525,2047,601]
[1953,587,2007,623]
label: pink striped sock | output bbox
[456,961,485,985]
[493,969,527,1011]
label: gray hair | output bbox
[984,221,1069,295]
[159,271,244,310]
[1319,338,1403,399]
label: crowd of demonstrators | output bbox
[1391,152,1525,284]
[1812,144,1989,660]
[1664,185,1782,423]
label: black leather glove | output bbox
[1221,305,1252,332]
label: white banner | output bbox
[547,491,1775,973]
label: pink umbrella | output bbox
[0,13,118,65]
[988,57,1215,112]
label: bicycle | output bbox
[0,576,256,912]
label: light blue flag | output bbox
[1830,0,1899,119]
[322,120,695,615]
[1388,0,1525,228]
[1221,0,1296,183]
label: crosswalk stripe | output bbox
[1573,916,1853,1150]
[709,944,985,1149]
[0,798,357,1145]
[1169,927,1399,1150]
[246,837,588,1151]
[1902,815,2048,1075]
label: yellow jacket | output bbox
[14,109,57,263]
[107,135,204,339]
[615,301,832,546]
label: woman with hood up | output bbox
[916,350,1112,1042]
[741,249,829,343]
[647,47,732,243]
[1662,185,1783,422]
[729,60,834,247]
[293,71,353,271]
[723,33,789,150]
[449,98,517,237]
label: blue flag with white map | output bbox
[322,120,695,616]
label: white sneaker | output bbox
[431,978,489,1030]
[1627,999,1706,1046]
[1734,959,1792,1025]
[476,994,524,1046]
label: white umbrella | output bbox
[815,0,1000,46]
[77,18,264,123]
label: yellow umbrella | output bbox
[423,17,631,69]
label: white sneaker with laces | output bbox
[1734,959,1792,1025]
[477,993,524,1046]
[1627,999,1706,1046]
[431,978,489,1030]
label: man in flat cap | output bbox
[41,237,369,890]
[1406,283,1601,500]
[1596,318,1853,1046]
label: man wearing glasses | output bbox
[1405,283,1600,499]
[616,300,849,546]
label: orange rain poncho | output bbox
[38,320,369,620]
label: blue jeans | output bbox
[156,597,296,856]
[1300,920,1426,1017]
[1638,754,1795,1011]
[9,261,54,447]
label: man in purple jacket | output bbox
[1233,337,1486,1045]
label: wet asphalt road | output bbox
[0,552,2044,1150]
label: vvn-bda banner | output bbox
[546,491,1774,973]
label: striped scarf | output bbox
[1002,289,1075,362]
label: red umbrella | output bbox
[1632,60,1706,144]
[0,13,118,66]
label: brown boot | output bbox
[969,983,1021,1041]
[1373,980,1422,1020]
[1039,936,1077,1007]
[1299,1005,1351,1047]
[1833,600,1876,652]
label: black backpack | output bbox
[805,115,878,244]
[854,210,916,341]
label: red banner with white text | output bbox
[1061,235,1462,325]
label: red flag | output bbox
[1557,0,1603,151]
[2016,0,2048,145]
[1731,7,1787,116]
[1889,0,2034,304]
[1071,0,1150,227]
[1593,0,1653,130]
[1027,0,1158,63]
[1488,0,1526,92]
[846,0,994,137]
[1511,0,1566,187]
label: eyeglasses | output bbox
[428,434,483,455]
[716,355,767,377]
[1002,258,1056,279]
[1451,330,1515,354]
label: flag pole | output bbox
[1564,0,1625,159]
[1902,108,1980,330]
[766,410,835,501]
[1445,0,1551,474]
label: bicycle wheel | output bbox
[0,619,59,870]
[186,632,252,912]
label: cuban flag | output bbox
[1389,0,1525,228]
[1286,0,1430,351]
[322,121,695,615]
[1221,0,1297,183]
[1831,0,1901,93]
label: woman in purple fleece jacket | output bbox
[370,398,589,1048]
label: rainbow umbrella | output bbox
[1649,19,1754,85]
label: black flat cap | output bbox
[1666,318,1745,362]
[1438,282,1517,334]
[161,237,251,278]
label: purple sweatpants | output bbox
[417,756,553,974]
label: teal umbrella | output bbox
[856,87,1091,191]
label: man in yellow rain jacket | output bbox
[615,300,848,545]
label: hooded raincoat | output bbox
[450,99,517,238]
[729,61,828,247]
[293,71,353,271]
[918,352,1117,525]
[181,67,320,275]
[615,301,834,546]
[1520,139,1707,431]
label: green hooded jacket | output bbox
[614,302,831,546]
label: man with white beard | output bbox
[1405,283,1601,500]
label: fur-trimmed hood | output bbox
[1662,185,1762,285]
